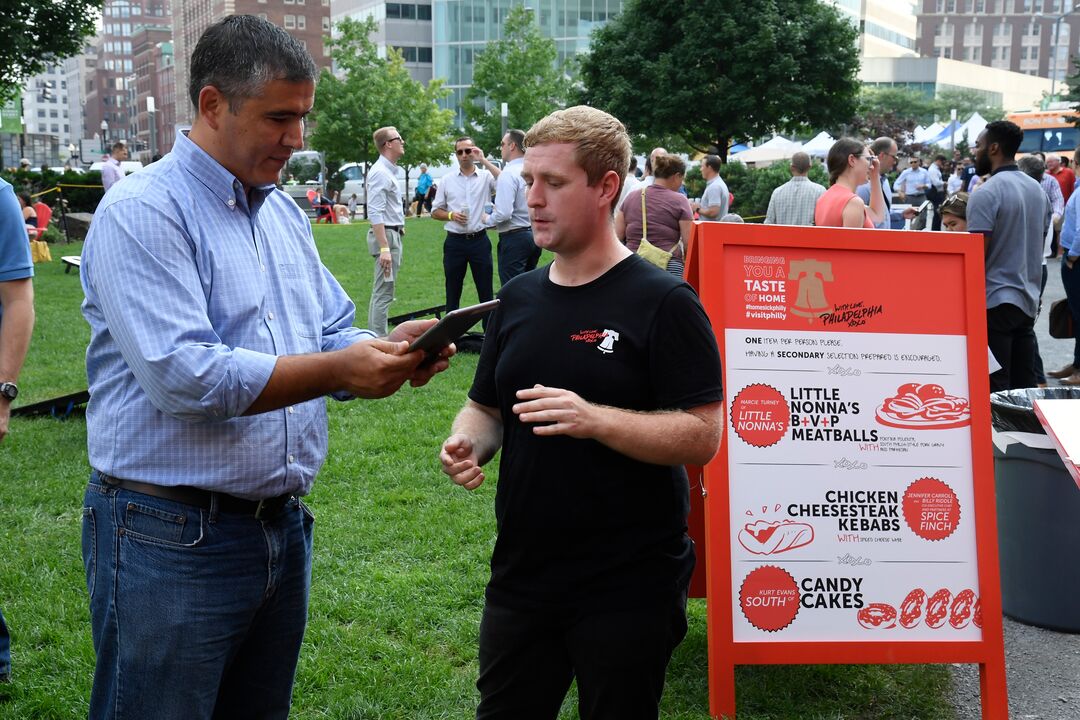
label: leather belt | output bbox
[499,227,531,237]
[387,225,404,234]
[99,473,294,521]
[448,230,489,240]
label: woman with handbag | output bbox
[614,153,693,275]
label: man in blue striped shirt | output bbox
[80,16,450,719]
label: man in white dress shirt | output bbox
[489,129,538,286]
[432,136,501,326]
[366,126,406,336]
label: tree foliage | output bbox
[850,86,1003,149]
[310,17,454,176]
[1,0,102,104]
[580,0,860,162]
[1063,57,1080,128]
[463,6,575,152]
[934,88,1004,123]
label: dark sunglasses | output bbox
[456,148,476,156]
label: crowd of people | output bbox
[7,11,1080,718]
[783,122,1063,393]
[0,15,726,719]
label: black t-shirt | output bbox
[469,254,723,610]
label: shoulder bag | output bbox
[636,187,681,273]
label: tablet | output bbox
[406,299,500,358]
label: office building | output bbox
[172,0,333,126]
[432,0,625,126]
[331,0,434,83]
[916,0,1080,86]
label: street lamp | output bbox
[100,119,109,153]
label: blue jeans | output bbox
[82,472,313,720]
[0,605,9,679]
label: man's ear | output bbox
[198,86,227,130]
[598,169,620,208]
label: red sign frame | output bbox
[684,222,1007,720]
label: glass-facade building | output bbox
[433,0,625,126]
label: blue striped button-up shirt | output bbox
[81,132,373,498]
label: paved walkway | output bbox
[950,256,1080,719]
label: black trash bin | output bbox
[992,387,1080,632]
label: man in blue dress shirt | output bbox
[79,16,450,719]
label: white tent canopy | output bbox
[735,145,803,165]
[914,122,945,144]
[733,136,802,165]
[757,135,801,150]
[801,131,835,157]
[957,112,987,143]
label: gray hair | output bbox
[189,15,317,113]
[1018,155,1046,183]
[790,151,811,174]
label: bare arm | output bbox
[0,278,34,441]
[441,400,503,490]
[679,219,693,247]
[842,195,869,228]
[513,385,722,466]
[697,203,722,219]
[472,149,501,179]
[866,168,887,227]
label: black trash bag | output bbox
[990,387,1080,434]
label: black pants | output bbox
[475,593,688,720]
[987,302,1040,392]
[497,228,541,287]
[444,231,494,327]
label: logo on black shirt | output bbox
[569,328,620,354]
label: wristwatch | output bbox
[0,382,17,401]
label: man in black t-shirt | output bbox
[440,106,723,720]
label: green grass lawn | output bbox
[0,218,956,719]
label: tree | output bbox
[848,87,929,146]
[1061,57,1080,128]
[310,17,453,198]
[1,0,101,104]
[580,0,860,162]
[931,88,1004,123]
[463,6,575,152]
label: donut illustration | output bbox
[857,603,897,629]
[973,598,983,629]
[950,589,977,629]
[925,588,952,629]
[899,588,927,629]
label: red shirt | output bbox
[1051,167,1076,205]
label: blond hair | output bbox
[373,126,397,149]
[524,106,631,213]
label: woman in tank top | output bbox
[814,137,887,229]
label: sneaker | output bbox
[1048,365,1076,379]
